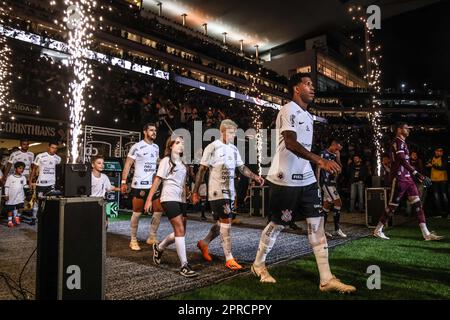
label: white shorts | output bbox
[321,185,340,203]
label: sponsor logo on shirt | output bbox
[290,114,296,127]
[140,181,149,185]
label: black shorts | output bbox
[268,182,323,225]
[161,201,187,220]
[131,188,150,200]
[210,199,233,220]
[36,185,54,197]
[5,203,24,212]
[131,187,161,201]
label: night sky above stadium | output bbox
[380,0,450,90]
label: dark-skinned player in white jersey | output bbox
[251,73,356,293]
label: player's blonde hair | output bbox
[220,119,238,131]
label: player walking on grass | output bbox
[373,122,444,241]
[251,73,356,294]
[192,119,264,271]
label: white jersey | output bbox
[91,173,113,198]
[5,174,27,205]
[267,101,316,187]
[200,139,244,201]
[157,157,187,203]
[127,140,159,190]
[34,152,62,187]
[8,150,34,176]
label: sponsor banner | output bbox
[0,118,67,142]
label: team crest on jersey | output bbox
[281,209,293,222]
[290,114,296,127]
[277,172,284,180]
[306,125,310,131]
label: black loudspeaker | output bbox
[250,186,270,217]
[36,197,105,300]
[56,164,91,197]
[366,188,393,227]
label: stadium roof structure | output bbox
[144,0,439,53]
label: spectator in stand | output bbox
[348,155,368,213]
[205,109,217,129]
[426,148,448,218]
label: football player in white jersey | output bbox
[192,119,264,271]
[4,162,27,228]
[29,141,61,225]
[2,139,34,182]
[144,135,198,277]
[251,73,356,293]
[121,123,161,251]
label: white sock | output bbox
[307,217,333,285]
[150,212,162,238]
[130,211,142,241]
[220,222,233,261]
[175,236,188,267]
[32,203,38,219]
[13,209,18,218]
[158,232,175,250]
[419,223,431,237]
[203,221,220,244]
[254,222,284,267]
[375,222,384,233]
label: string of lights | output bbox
[348,5,384,175]
[0,2,14,129]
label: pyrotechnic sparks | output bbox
[0,2,13,127]
[62,0,96,163]
[248,67,264,175]
[348,5,384,175]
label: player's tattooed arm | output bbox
[192,164,208,194]
[237,165,256,180]
[238,165,264,186]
